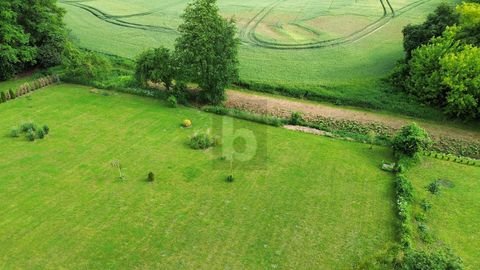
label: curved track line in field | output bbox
[61,0,432,50]
[242,0,432,50]
[60,0,178,33]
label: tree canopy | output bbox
[0,0,66,80]
[174,0,239,104]
[391,2,480,119]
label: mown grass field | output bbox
[60,0,448,112]
[406,159,480,270]
[0,84,397,268]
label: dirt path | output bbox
[225,90,480,142]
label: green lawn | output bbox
[0,84,396,269]
[406,159,480,270]
[59,0,449,115]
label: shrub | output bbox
[392,123,432,157]
[147,172,155,182]
[226,175,234,182]
[395,175,414,203]
[0,92,6,103]
[26,130,36,141]
[420,199,432,211]
[20,122,37,132]
[427,181,442,195]
[289,111,304,125]
[189,131,217,150]
[10,127,20,138]
[167,95,177,108]
[43,125,50,135]
[8,89,16,99]
[182,119,192,128]
[403,249,463,270]
[36,129,45,139]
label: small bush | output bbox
[226,175,234,182]
[0,92,6,103]
[26,130,36,141]
[10,127,20,138]
[43,125,50,135]
[420,199,432,212]
[8,89,16,99]
[147,172,155,182]
[403,249,463,270]
[189,131,217,150]
[20,122,37,132]
[36,129,45,139]
[427,181,441,195]
[392,123,432,157]
[182,119,192,128]
[289,111,304,125]
[167,95,177,108]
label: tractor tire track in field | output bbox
[243,0,432,50]
[224,90,480,143]
[60,0,177,33]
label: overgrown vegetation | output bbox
[391,2,480,119]
[392,123,432,157]
[189,131,218,150]
[380,124,465,270]
[9,122,50,142]
[0,0,66,80]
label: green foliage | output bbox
[43,125,50,135]
[420,199,432,212]
[402,3,459,59]
[392,123,432,157]
[175,0,239,105]
[20,122,37,132]
[10,127,19,138]
[36,129,45,139]
[0,0,66,80]
[0,1,36,80]
[225,175,234,182]
[0,92,6,103]
[427,181,442,195]
[135,47,175,90]
[393,2,480,119]
[62,43,112,82]
[19,0,67,68]
[440,45,480,119]
[8,89,16,99]
[26,130,36,141]
[189,131,217,150]
[167,95,177,108]
[147,172,155,182]
[402,250,463,270]
[289,112,304,125]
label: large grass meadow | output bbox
[60,0,448,113]
[406,159,480,270]
[0,84,397,268]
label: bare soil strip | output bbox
[225,90,480,142]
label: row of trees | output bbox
[0,0,67,80]
[135,0,239,105]
[391,2,480,119]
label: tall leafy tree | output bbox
[135,47,175,90]
[175,0,239,105]
[0,1,35,80]
[16,0,67,68]
[402,3,459,59]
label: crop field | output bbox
[406,159,480,270]
[0,84,397,269]
[60,0,447,107]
